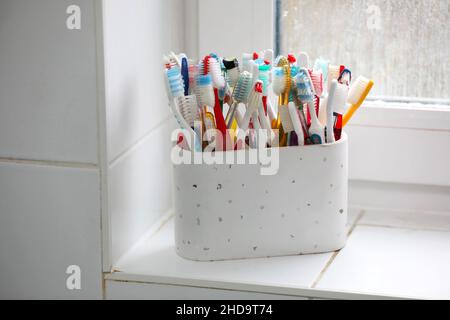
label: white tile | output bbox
[0,0,98,163]
[0,162,103,299]
[103,0,184,162]
[109,121,175,265]
[316,225,450,299]
[106,280,307,300]
[112,218,333,290]
[360,208,450,232]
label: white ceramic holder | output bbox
[173,134,348,261]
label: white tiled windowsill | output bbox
[105,207,450,300]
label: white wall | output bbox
[101,0,185,268]
[197,0,274,59]
[0,0,103,299]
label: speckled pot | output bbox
[173,134,348,261]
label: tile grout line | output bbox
[0,157,98,169]
[357,222,450,234]
[108,116,172,168]
[310,210,366,289]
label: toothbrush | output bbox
[180,56,190,96]
[291,81,310,144]
[288,79,307,146]
[314,57,329,84]
[242,52,257,72]
[257,64,275,145]
[201,55,229,150]
[343,76,374,127]
[326,80,349,143]
[263,49,274,65]
[195,74,216,144]
[298,52,309,68]
[237,81,263,149]
[273,57,291,147]
[226,71,253,128]
[223,58,240,88]
[328,65,344,92]
[338,68,352,87]
[165,66,201,152]
[187,61,198,96]
[296,68,325,145]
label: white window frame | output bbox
[188,0,450,198]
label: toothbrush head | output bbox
[247,80,263,114]
[188,62,199,95]
[328,65,342,92]
[298,52,310,68]
[338,68,352,87]
[295,68,315,103]
[277,56,289,68]
[196,74,215,108]
[314,57,330,81]
[287,54,297,65]
[232,71,253,104]
[329,80,349,115]
[242,53,254,72]
[276,56,291,98]
[166,66,184,98]
[309,70,324,97]
[272,67,286,96]
[347,76,374,107]
[201,56,225,89]
[263,49,274,64]
[223,58,240,88]
[250,60,260,84]
[177,95,199,127]
[258,64,271,96]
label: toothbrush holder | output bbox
[173,133,348,261]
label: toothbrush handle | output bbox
[213,88,230,150]
[342,103,360,127]
[226,102,238,128]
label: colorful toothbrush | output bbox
[165,66,201,152]
[296,68,325,145]
[237,81,263,149]
[201,55,229,150]
[223,58,240,88]
[326,80,349,143]
[195,74,216,144]
[343,76,374,127]
[328,65,344,92]
[226,71,253,128]
[273,57,291,147]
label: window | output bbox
[277,0,450,104]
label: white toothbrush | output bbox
[326,80,349,143]
[296,68,325,145]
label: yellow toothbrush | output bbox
[343,76,374,127]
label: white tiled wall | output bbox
[109,120,175,264]
[0,0,103,299]
[102,0,185,162]
[0,0,99,164]
[0,162,102,299]
[102,0,185,267]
